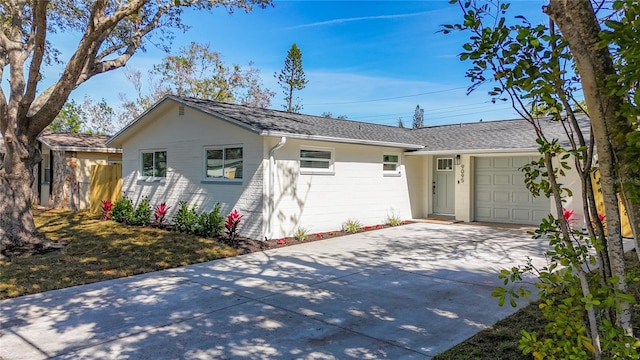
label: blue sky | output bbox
[64,0,549,126]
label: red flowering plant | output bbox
[153,202,169,227]
[315,233,324,239]
[562,208,577,228]
[101,200,113,220]
[225,209,243,246]
[277,238,287,245]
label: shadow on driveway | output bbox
[0,223,548,359]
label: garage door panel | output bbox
[474,156,549,225]
[476,191,491,202]
[493,208,510,220]
[512,209,532,222]
[493,191,509,203]
[476,174,492,185]
[512,157,529,167]
[512,191,530,203]
[494,158,510,168]
[512,173,525,185]
[476,207,492,217]
[494,174,510,185]
[476,158,492,168]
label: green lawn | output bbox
[0,209,237,299]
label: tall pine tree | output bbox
[275,43,308,113]
[412,105,424,128]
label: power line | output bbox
[349,101,493,120]
[305,86,469,106]
[369,105,514,126]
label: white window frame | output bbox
[436,158,454,171]
[203,145,243,182]
[140,149,167,179]
[300,146,335,175]
[42,154,51,184]
[383,153,401,176]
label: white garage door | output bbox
[474,156,549,225]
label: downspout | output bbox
[266,137,287,240]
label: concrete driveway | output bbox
[1,222,549,359]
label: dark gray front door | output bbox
[433,157,455,215]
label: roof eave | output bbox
[405,147,540,155]
[47,146,122,153]
[264,131,424,150]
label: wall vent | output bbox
[178,106,185,116]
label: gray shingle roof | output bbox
[409,115,591,153]
[109,95,592,153]
[39,132,112,149]
[174,97,422,148]
[38,132,121,153]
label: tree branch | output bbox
[21,0,47,118]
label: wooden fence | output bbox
[592,170,633,238]
[89,164,122,214]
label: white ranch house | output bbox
[106,96,587,240]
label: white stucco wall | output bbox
[119,102,265,239]
[266,137,415,239]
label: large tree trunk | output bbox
[545,0,634,336]
[0,135,43,256]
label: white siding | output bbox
[267,137,414,239]
[120,102,265,239]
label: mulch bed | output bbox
[235,223,403,255]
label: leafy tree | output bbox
[397,117,405,128]
[412,105,424,128]
[121,42,274,118]
[443,0,640,355]
[82,98,117,135]
[321,112,346,119]
[48,100,84,133]
[0,0,272,255]
[275,43,308,113]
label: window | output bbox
[383,154,400,174]
[42,155,51,183]
[205,146,243,180]
[141,150,167,177]
[437,158,453,171]
[300,147,334,174]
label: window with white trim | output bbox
[42,155,51,183]
[436,158,453,171]
[383,154,400,174]
[205,146,243,180]
[141,150,167,177]
[300,147,334,174]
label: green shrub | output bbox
[111,195,134,223]
[342,218,362,233]
[196,203,225,238]
[130,196,152,226]
[173,201,199,233]
[294,226,309,241]
[385,214,403,227]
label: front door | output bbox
[432,157,455,215]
